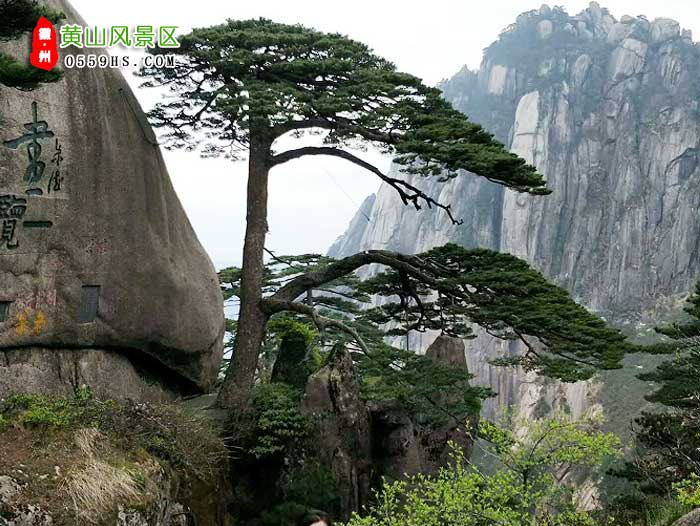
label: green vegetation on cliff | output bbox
[0,389,227,523]
[346,413,621,526]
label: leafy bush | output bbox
[248,383,310,459]
[270,316,322,389]
[346,413,622,526]
[261,461,340,526]
[102,401,227,480]
[674,474,700,507]
[267,316,318,347]
[0,387,111,428]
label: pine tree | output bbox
[140,19,630,411]
[218,244,632,422]
[622,283,700,494]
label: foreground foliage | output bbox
[0,388,227,480]
[346,413,621,526]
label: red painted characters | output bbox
[29,17,59,71]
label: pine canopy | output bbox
[142,18,549,198]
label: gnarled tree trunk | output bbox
[218,133,272,410]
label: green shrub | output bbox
[0,388,227,481]
[674,474,700,507]
[270,316,322,389]
[347,413,621,526]
[261,461,340,526]
[102,401,227,480]
[0,387,112,428]
[249,383,310,459]
[271,332,317,389]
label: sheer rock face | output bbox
[302,346,372,519]
[0,0,224,395]
[330,3,699,424]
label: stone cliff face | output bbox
[0,0,224,397]
[301,337,478,519]
[330,3,700,425]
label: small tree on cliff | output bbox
[346,413,621,526]
[140,19,629,410]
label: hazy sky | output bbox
[70,0,700,269]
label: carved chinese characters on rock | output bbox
[2,101,60,251]
[4,101,54,194]
[0,195,27,249]
[49,138,64,193]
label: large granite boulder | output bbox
[0,0,224,397]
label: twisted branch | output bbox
[270,146,462,225]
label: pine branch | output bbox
[270,146,462,225]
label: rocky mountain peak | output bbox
[504,2,689,48]
[331,3,700,427]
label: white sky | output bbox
[70,0,700,269]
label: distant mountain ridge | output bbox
[332,2,700,325]
[329,3,700,475]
